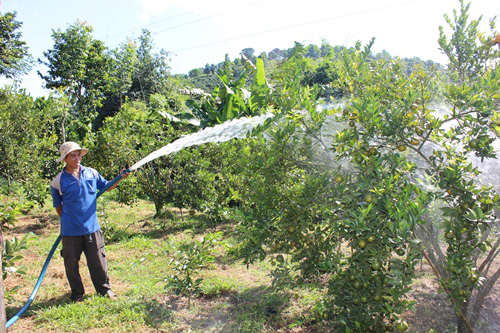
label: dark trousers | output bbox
[61,230,111,299]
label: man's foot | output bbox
[103,290,117,300]
[71,294,84,303]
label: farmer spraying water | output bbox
[7,113,273,328]
[50,142,130,302]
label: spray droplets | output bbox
[129,114,274,171]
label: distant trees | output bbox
[39,21,111,119]
[240,47,256,63]
[267,48,284,60]
[186,40,443,103]
[0,11,31,78]
[129,30,171,101]
[306,44,321,59]
[109,40,138,108]
[38,20,113,143]
[37,23,182,140]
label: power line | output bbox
[152,0,270,35]
[106,9,198,40]
[152,11,225,36]
[172,0,420,54]
[106,0,271,46]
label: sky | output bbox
[0,0,498,97]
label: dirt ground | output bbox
[405,261,500,333]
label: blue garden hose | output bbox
[6,169,130,329]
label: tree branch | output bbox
[469,264,500,327]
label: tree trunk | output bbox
[61,108,67,142]
[457,315,469,333]
[0,228,7,333]
[470,264,500,327]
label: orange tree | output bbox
[232,16,498,331]
[231,41,435,331]
[315,24,498,331]
[325,42,435,332]
[420,1,500,332]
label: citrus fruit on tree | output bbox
[371,259,382,270]
[358,239,367,249]
[469,139,479,149]
[396,320,409,331]
[410,138,420,145]
[397,144,407,152]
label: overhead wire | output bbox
[171,0,421,54]
[103,0,421,55]
[106,9,198,40]
[106,0,272,47]
[153,0,271,36]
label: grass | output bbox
[3,200,499,332]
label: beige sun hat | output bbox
[56,141,89,163]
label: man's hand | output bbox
[121,168,130,178]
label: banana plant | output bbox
[184,55,271,128]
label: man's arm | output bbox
[105,169,130,192]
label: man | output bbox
[50,141,129,302]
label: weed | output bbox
[162,232,223,306]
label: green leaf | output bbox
[255,57,266,86]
